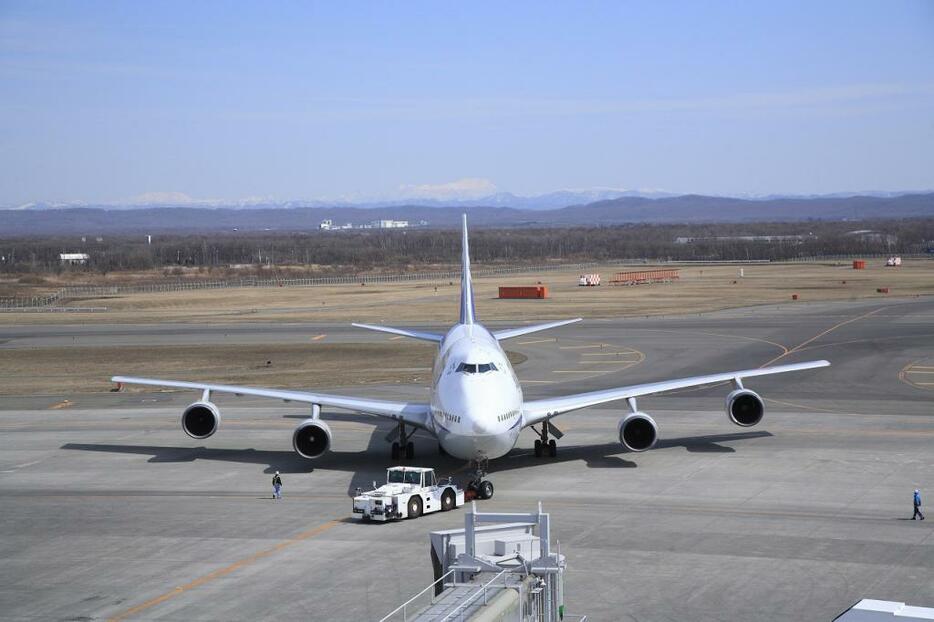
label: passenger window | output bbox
[404,471,420,485]
[426,472,436,487]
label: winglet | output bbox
[459,213,475,325]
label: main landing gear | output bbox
[533,421,559,458]
[390,420,415,461]
[466,458,494,500]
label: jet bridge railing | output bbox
[438,569,510,622]
[379,569,456,622]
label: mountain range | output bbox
[6,188,927,213]
[2,193,933,236]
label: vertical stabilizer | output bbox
[459,213,476,325]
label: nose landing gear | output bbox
[466,457,494,500]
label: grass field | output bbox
[2,260,931,326]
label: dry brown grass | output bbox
[0,343,436,395]
[3,260,932,325]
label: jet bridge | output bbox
[380,502,586,622]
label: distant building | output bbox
[674,235,813,244]
[319,219,333,230]
[59,253,89,265]
[371,219,409,229]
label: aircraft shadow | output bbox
[656,430,773,453]
[490,430,772,473]
[61,430,771,495]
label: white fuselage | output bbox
[428,323,524,461]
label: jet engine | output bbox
[181,401,221,439]
[292,419,332,459]
[726,389,764,427]
[618,412,658,452]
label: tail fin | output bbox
[459,213,476,325]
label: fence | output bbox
[610,269,680,286]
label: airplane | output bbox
[113,214,829,500]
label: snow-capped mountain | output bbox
[4,188,928,211]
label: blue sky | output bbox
[1,1,933,205]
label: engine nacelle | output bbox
[292,419,332,459]
[618,412,658,452]
[181,401,221,439]
[726,389,765,427]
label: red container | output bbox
[792,294,799,300]
[499,286,548,299]
[853,260,866,270]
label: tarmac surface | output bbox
[2,296,934,621]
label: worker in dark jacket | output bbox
[913,489,924,520]
[272,471,283,500]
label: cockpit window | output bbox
[456,362,498,374]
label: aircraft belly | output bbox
[439,428,518,461]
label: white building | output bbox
[59,253,90,265]
[319,219,333,230]
[371,219,409,229]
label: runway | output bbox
[1,296,933,620]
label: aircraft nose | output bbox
[469,409,497,435]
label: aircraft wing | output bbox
[521,360,830,425]
[351,323,444,343]
[493,318,582,341]
[111,376,432,429]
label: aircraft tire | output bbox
[479,480,494,500]
[391,442,400,460]
[548,439,557,457]
[534,439,542,457]
[405,441,415,460]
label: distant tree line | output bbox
[2,219,933,277]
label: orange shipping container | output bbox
[853,260,866,270]
[499,286,548,299]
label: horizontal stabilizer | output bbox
[493,318,582,341]
[351,323,443,343]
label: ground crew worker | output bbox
[913,489,924,520]
[272,471,283,500]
